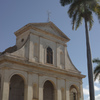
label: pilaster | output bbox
[39,75,43,100]
[26,73,34,100]
[2,70,10,100]
[66,80,70,100]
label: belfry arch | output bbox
[43,80,55,100]
[9,74,25,100]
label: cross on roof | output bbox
[47,11,51,22]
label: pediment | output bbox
[15,22,70,42]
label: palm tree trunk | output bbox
[85,19,95,100]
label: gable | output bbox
[34,25,61,37]
[31,22,70,40]
[14,22,70,42]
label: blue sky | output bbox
[0,0,100,99]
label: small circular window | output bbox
[21,39,24,42]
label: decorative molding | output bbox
[14,22,70,43]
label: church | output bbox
[0,22,85,100]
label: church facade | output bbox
[0,22,85,100]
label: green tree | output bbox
[93,58,100,81]
[60,0,100,100]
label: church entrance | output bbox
[43,80,54,100]
[9,75,24,100]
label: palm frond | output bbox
[72,10,78,30]
[89,2,100,22]
[88,20,93,31]
[88,14,94,30]
[94,69,100,81]
[95,5,100,22]
[75,13,83,30]
[68,8,75,18]
[94,65,100,74]
[93,58,100,81]
[68,2,78,17]
[93,58,100,64]
[61,0,100,33]
[60,0,74,6]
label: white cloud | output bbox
[85,96,89,100]
[85,94,100,100]
[94,85,100,91]
[84,85,100,100]
[84,84,100,100]
[94,76,100,84]
[83,88,89,95]
[95,79,99,84]
[95,94,100,100]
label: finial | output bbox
[47,11,51,22]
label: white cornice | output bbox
[0,54,86,79]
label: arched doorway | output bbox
[9,75,24,100]
[43,80,54,100]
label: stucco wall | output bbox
[0,65,83,100]
[11,31,79,71]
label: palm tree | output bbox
[60,0,100,100]
[93,58,100,81]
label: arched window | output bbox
[9,75,24,100]
[43,81,54,100]
[47,47,53,64]
[70,86,78,100]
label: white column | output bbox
[39,75,43,100]
[39,37,44,64]
[80,82,84,100]
[57,89,61,100]
[56,43,60,68]
[39,86,43,100]
[27,85,33,100]
[26,73,33,100]
[57,78,61,100]
[66,81,70,100]
[2,70,10,100]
